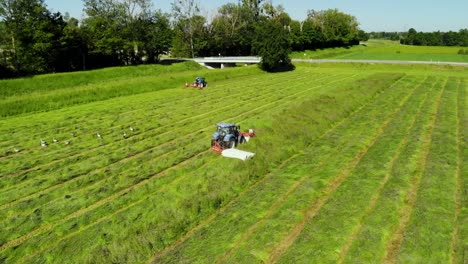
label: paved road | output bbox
[180,57,468,67]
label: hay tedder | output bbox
[211,122,255,160]
[185,76,207,88]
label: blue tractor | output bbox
[211,122,254,153]
[185,76,207,88]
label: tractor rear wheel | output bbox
[229,139,236,148]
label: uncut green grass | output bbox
[291,39,468,62]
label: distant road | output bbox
[292,59,468,67]
[182,57,468,67]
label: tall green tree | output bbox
[210,3,254,56]
[83,0,171,66]
[242,0,264,21]
[60,15,87,70]
[0,0,66,73]
[307,9,359,47]
[252,18,293,72]
[172,14,207,57]
[83,0,127,66]
[171,0,201,58]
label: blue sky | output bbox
[44,0,467,32]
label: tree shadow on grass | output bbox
[261,62,296,73]
[158,59,188,65]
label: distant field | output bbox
[0,62,466,263]
[291,39,468,62]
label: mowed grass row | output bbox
[339,78,448,263]
[454,77,467,264]
[0,67,363,260]
[395,77,462,263]
[151,74,420,263]
[276,77,446,263]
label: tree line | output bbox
[0,0,362,77]
[400,28,468,47]
[367,29,468,47]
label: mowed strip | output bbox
[0,71,357,260]
[0,71,320,207]
[275,77,445,263]
[339,78,445,263]
[336,76,437,263]
[0,69,309,178]
[220,76,433,264]
[251,77,434,264]
[394,77,461,263]
[0,69,327,200]
[381,78,447,263]
[451,77,466,264]
[147,74,406,264]
[0,72,347,242]
[12,73,364,264]
[151,74,418,263]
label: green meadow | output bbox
[292,39,468,62]
[0,60,465,263]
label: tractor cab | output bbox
[194,76,207,87]
[216,122,240,137]
[212,122,240,149]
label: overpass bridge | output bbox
[192,56,261,68]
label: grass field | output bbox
[0,61,466,263]
[291,39,468,63]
